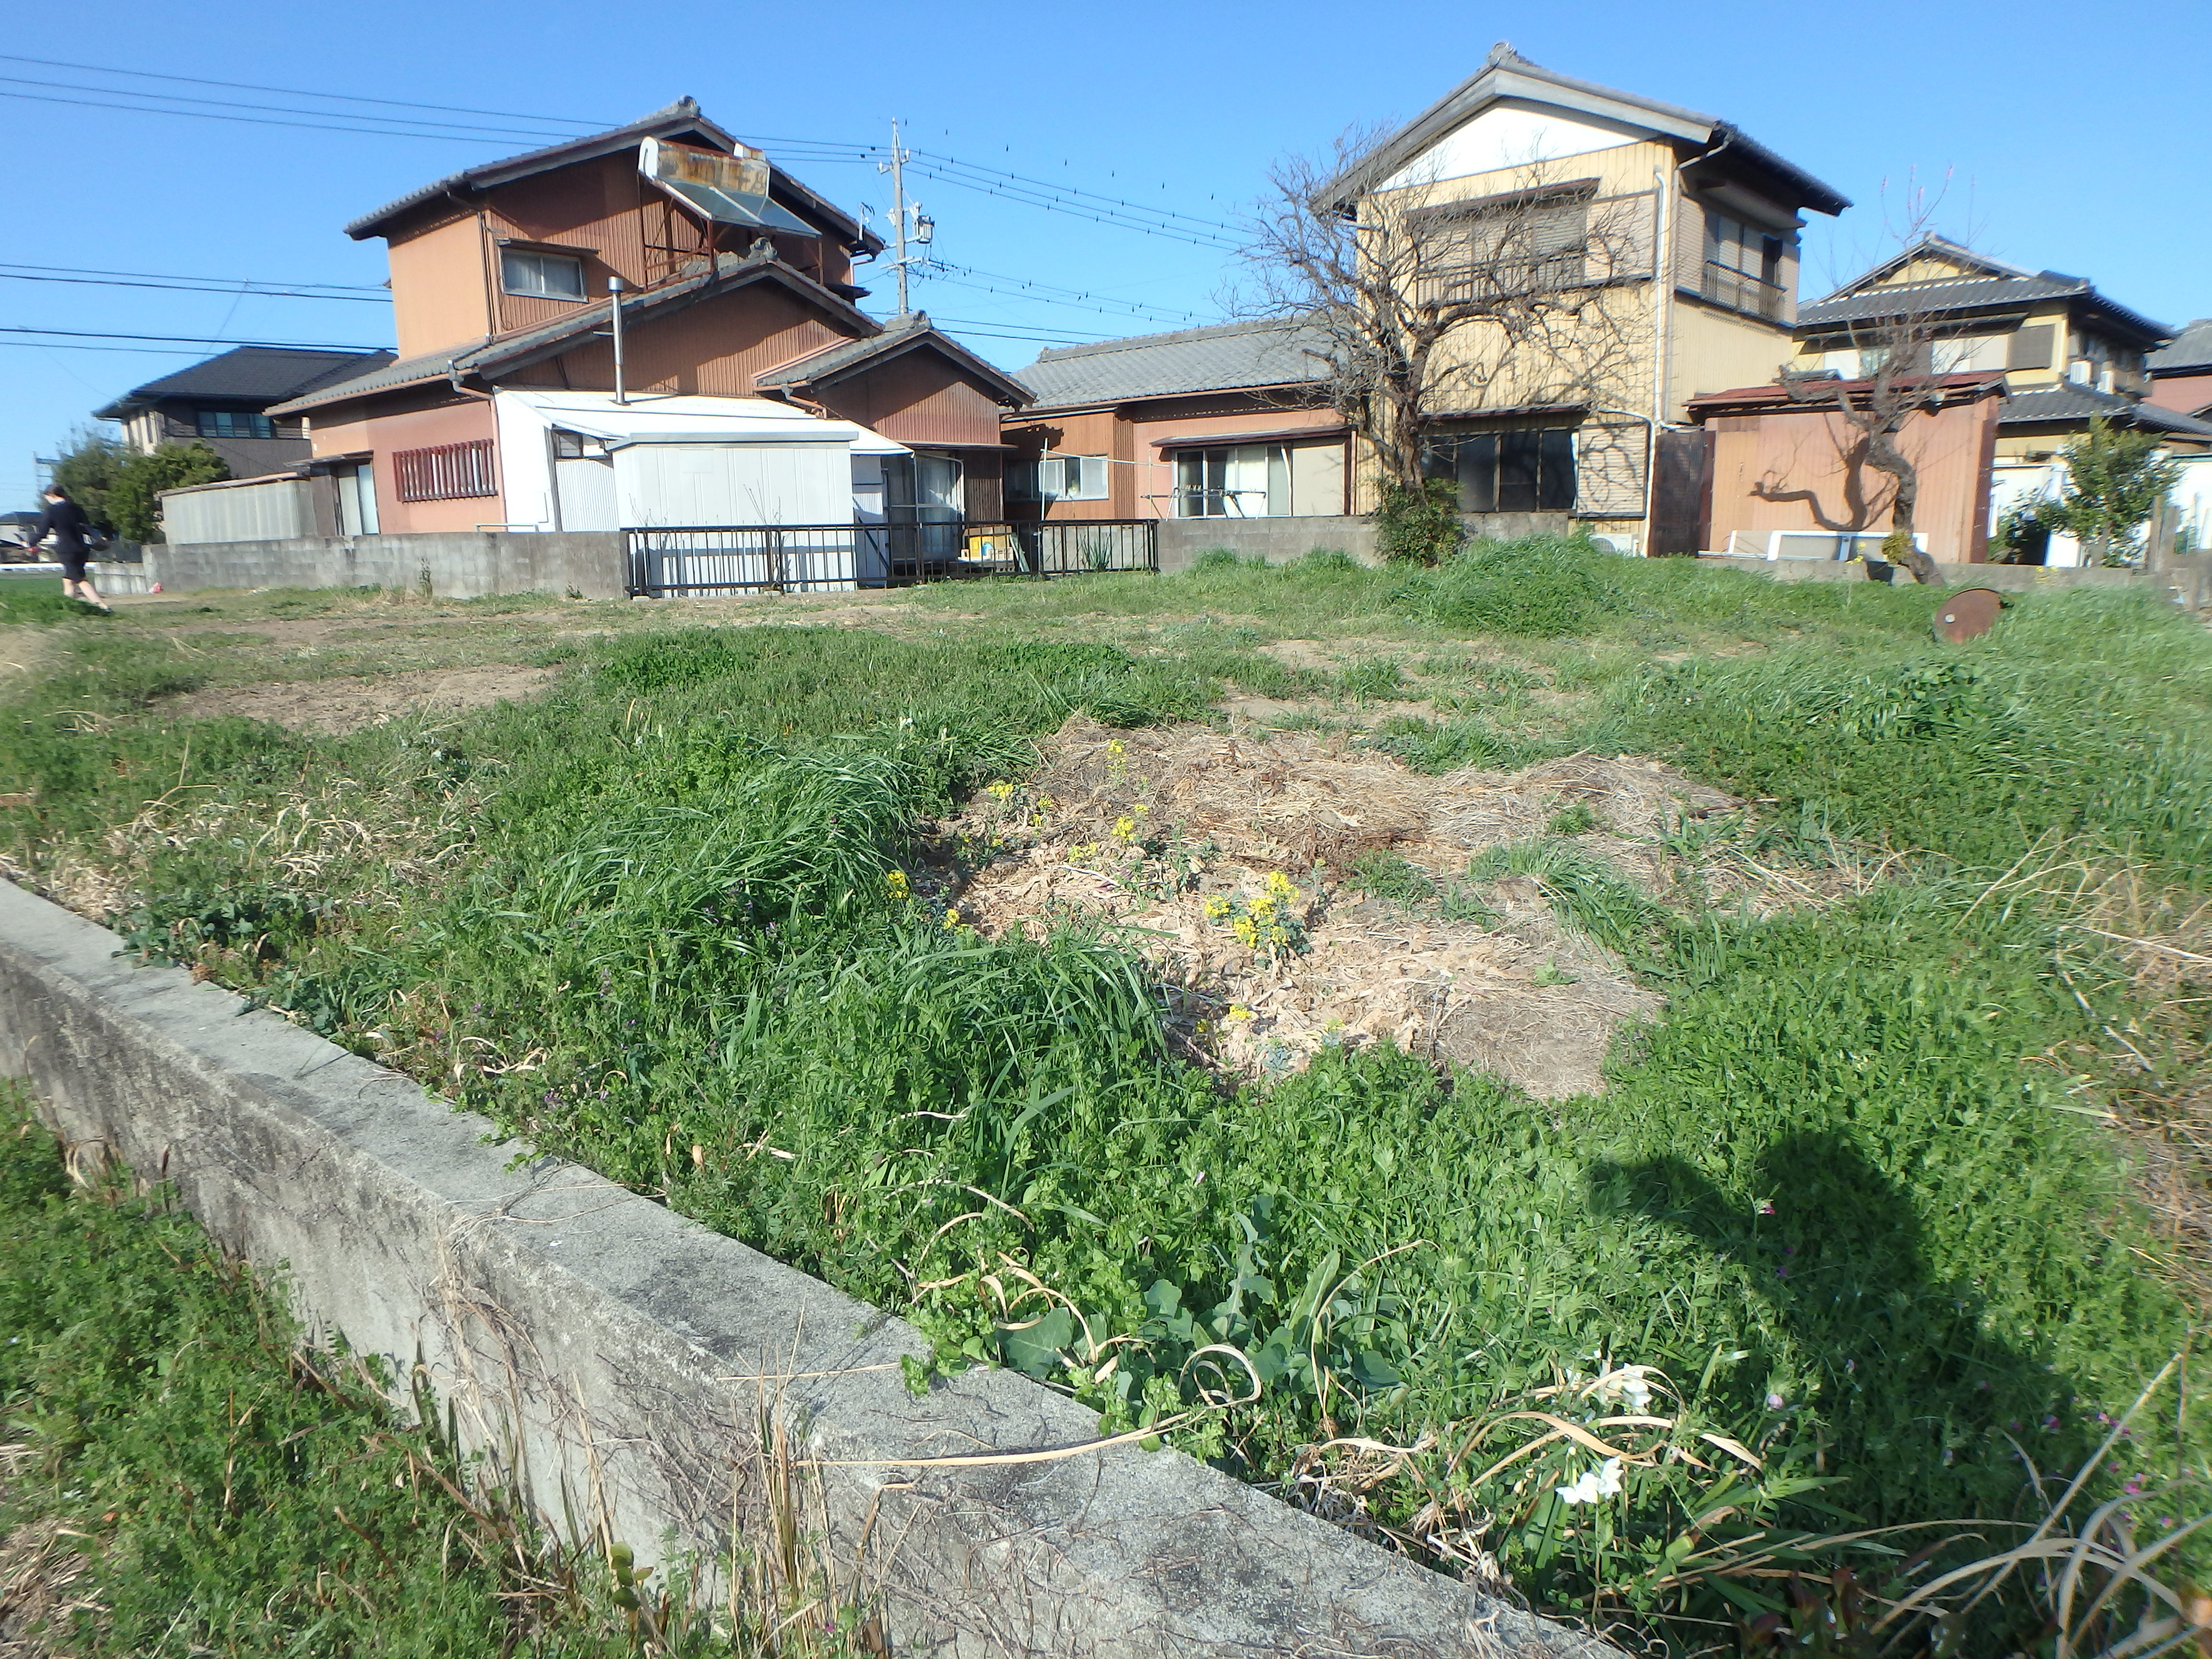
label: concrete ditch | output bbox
[0,878,1608,1657]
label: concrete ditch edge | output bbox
[0,879,1608,1658]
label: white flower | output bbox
[1554,1457,1623,1506]
[1594,1365,1655,1414]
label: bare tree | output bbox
[1240,129,1651,512]
[1777,187,1973,585]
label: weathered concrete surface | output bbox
[150,530,629,601]
[1158,515,1380,572]
[1693,551,2212,609]
[0,878,1607,1657]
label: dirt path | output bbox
[162,663,560,735]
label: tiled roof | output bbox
[342,98,881,254]
[2151,318,2212,375]
[1323,44,1848,216]
[755,312,1031,406]
[94,346,395,420]
[1998,382,2212,436]
[1015,318,1330,409]
[1800,240,2171,343]
[269,253,874,416]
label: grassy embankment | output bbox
[0,1099,866,1656]
[0,545,2204,1651]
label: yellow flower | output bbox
[1249,894,1275,916]
[885,869,910,898]
[1112,816,1136,842]
[1201,895,1230,920]
[986,781,1015,802]
[1265,871,1297,900]
[944,906,961,929]
[1106,739,1126,757]
[1231,917,1258,945]
[1227,1004,1253,1022]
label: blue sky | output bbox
[1,0,2202,508]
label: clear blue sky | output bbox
[2,0,2202,510]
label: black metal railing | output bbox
[625,519,1157,597]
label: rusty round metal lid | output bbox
[1933,587,2004,642]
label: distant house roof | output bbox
[1322,43,1849,216]
[343,97,884,255]
[755,311,1032,407]
[1997,382,2212,437]
[1014,318,1330,409]
[269,250,881,417]
[1686,371,2008,417]
[2150,318,2212,376]
[1799,237,2173,345]
[94,346,396,421]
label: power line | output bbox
[0,53,611,131]
[0,86,550,144]
[924,263,1202,325]
[0,264,388,302]
[0,57,1243,247]
[0,326,383,350]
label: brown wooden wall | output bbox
[509,285,851,399]
[383,152,860,359]
[815,352,1006,447]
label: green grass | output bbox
[0,552,2205,1649]
[0,1102,775,1656]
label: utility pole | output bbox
[881,119,911,314]
[876,120,933,316]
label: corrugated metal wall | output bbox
[161,478,313,545]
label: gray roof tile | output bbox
[95,346,395,420]
[2150,318,2212,374]
[1998,382,2212,436]
[1015,318,1329,408]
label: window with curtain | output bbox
[1175,444,1289,517]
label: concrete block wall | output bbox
[1691,553,2207,606]
[151,530,630,601]
[0,880,1607,1658]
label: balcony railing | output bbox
[625,520,1158,597]
[1700,263,1787,321]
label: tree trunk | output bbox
[1867,427,1942,584]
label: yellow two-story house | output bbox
[1318,45,1850,552]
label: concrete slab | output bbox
[0,878,1609,1657]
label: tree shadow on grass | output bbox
[1587,1130,2095,1527]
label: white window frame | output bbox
[1038,455,1109,502]
[500,248,588,301]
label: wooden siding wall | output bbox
[513,285,851,398]
[384,153,863,359]
[816,353,1005,446]
[1703,396,2000,562]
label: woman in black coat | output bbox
[33,487,109,612]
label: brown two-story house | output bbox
[269,99,1030,539]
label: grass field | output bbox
[0,1099,872,1657]
[0,541,2204,1653]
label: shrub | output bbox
[1373,477,1465,565]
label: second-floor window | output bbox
[1415,186,1593,306]
[1703,210,1787,320]
[501,248,587,301]
[195,409,277,440]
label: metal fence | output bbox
[625,519,1157,597]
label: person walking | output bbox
[32,486,109,612]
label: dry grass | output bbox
[934,715,1882,1100]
